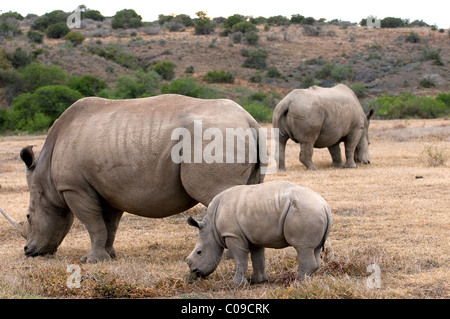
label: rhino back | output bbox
[48,95,257,217]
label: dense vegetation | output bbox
[0,8,449,134]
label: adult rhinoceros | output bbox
[1,94,265,263]
[272,84,374,170]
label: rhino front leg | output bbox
[226,238,249,285]
[343,131,362,168]
[63,191,111,263]
[250,246,268,284]
[300,142,318,170]
[328,143,343,168]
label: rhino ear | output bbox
[20,146,35,169]
[366,108,374,121]
[187,216,200,229]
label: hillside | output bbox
[1,12,449,120]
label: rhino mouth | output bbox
[24,245,57,257]
[191,268,209,279]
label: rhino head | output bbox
[354,108,374,164]
[1,146,73,257]
[186,216,224,278]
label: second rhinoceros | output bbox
[272,84,374,170]
[186,181,332,285]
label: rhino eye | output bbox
[26,214,30,220]
[197,250,202,255]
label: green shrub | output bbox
[374,92,449,119]
[244,32,259,45]
[112,70,161,99]
[185,66,194,74]
[381,17,405,28]
[203,70,234,83]
[2,85,82,132]
[405,32,420,43]
[153,61,176,81]
[27,30,44,44]
[419,76,437,88]
[349,83,368,98]
[242,49,268,70]
[45,22,70,39]
[64,31,85,46]
[82,10,104,21]
[232,21,257,34]
[300,75,321,88]
[161,77,219,99]
[194,13,215,35]
[0,21,22,37]
[31,10,68,31]
[20,63,68,91]
[266,66,282,78]
[112,9,142,29]
[267,15,290,26]
[7,48,34,69]
[68,75,107,96]
[241,103,273,122]
[0,69,24,103]
[224,14,246,29]
[436,92,450,107]
[316,63,353,81]
[291,14,306,24]
[421,49,444,66]
[89,44,140,69]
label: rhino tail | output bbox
[246,121,266,185]
[320,204,332,252]
[272,97,291,130]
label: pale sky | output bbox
[1,0,448,28]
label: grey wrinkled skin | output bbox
[273,84,374,170]
[11,95,266,263]
[186,181,332,285]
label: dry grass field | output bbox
[0,118,449,299]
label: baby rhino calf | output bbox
[186,181,332,285]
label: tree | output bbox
[194,11,215,35]
[112,9,142,29]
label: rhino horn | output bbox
[0,208,27,239]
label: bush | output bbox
[194,12,215,35]
[153,61,176,81]
[232,21,257,34]
[421,49,444,66]
[112,70,161,99]
[20,63,68,91]
[2,85,82,132]
[419,76,437,88]
[242,49,268,70]
[68,75,107,96]
[436,92,450,107]
[245,32,259,45]
[31,10,68,31]
[0,21,22,37]
[27,30,44,44]
[224,14,246,29]
[82,10,104,21]
[349,83,368,98]
[161,77,219,99]
[89,44,140,69]
[0,69,24,103]
[45,22,70,38]
[6,47,34,69]
[373,92,449,119]
[405,32,421,43]
[203,70,234,83]
[266,66,282,78]
[381,17,405,28]
[291,14,305,24]
[241,103,273,122]
[267,15,290,26]
[112,9,142,29]
[316,63,353,82]
[64,31,85,46]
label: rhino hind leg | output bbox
[299,143,318,170]
[63,190,111,263]
[328,143,344,168]
[295,247,319,281]
[102,207,124,258]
